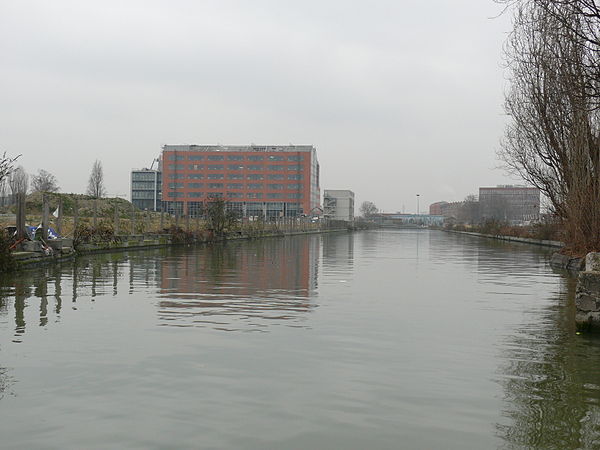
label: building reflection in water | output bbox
[321,232,354,273]
[158,236,319,331]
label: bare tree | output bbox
[87,160,106,198]
[499,0,600,252]
[31,169,59,193]
[0,152,19,207]
[0,152,19,186]
[8,166,29,202]
[359,201,378,218]
[458,194,481,224]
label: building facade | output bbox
[479,185,540,222]
[161,144,320,218]
[429,201,448,216]
[323,190,355,222]
[131,168,162,211]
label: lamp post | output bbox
[416,194,420,216]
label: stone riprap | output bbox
[575,252,600,331]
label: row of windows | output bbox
[132,181,157,190]
[170,183,304,190]
[168,164,303,171]
[132,172,158,181]
[167,192,303,199]
[169,173,304,180]
[168,154,304,162]
[132,191,158,199]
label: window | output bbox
[188,174,203,179]
[227,192,244,198]
[208,192,223,198]
[247,193,263,199]
[247,183,263,189]
[207,174,224,180]
[288,174,303,180]
[269,165,284,171]
[288,193,303,199]
[266,193,283,199]
[168,154,184,161]
[287,165,302,171]
[287,155,304,161]
[267,184,284,190]
[247,165,263,171]
[187,192,204,198]
[267,174,284,180]
[168,173,184,179]
[207,165,224,170]
[188,155,204,161]
[287,184,302,190]
[227,155,244,161]
[228,165,244,170]
[168,164,184,170]
[227,173,243,180]
[168,182,184,189]
[207,183,224,189]
[188,182,204,188]
[168,192,183,198]
[189,164,204,170]
[227,183,243,189]
[268,155,284,161]
[207,155,224,161]
[247,174,264,180]
[247,155,264,161]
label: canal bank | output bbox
[9,227,350,272]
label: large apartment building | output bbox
[161,144,320,218]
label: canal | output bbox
[1,230,599,449]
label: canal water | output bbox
[0,230,598,449]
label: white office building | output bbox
[324,190,355,222]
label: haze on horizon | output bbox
[0,0,515,213]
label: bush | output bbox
[0,230,15,272]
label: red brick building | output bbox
[161,144,320,218]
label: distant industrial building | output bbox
[161,144,320,218]
[131,168,162,212]
[372,213,445,227]
[323,190,355,222]
[429,201,448,216]
[479,185,540,222]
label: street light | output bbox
[416,194,420,216]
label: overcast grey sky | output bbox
[1,0,514,212]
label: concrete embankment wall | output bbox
[445,230,563,248]
[11,228,348,271]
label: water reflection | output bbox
[496,274,600,448]
[0,237,323,337]
[158,237,320,331]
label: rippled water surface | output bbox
[1,230,598,449]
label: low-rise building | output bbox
[323,190,355,222]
